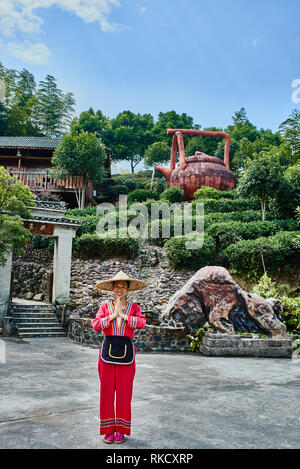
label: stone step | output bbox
[7,303,66,338]
[13,318,59,324]
[17,331,67,338]
[9,306,54,312]
[15,321,62,327]
[11,312,57,317]
[17,325,65,333]
[9,303,53,308]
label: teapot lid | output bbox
[186,151,225,166]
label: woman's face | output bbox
[113,281,128,300]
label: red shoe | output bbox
[114,432,125,444]
[103,433,114,444]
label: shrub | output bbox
[65,206,97,217]
[75,215,101,236]
[194,186,221,200]
[122,179,138,192]
[74,231,140,259]
[164,233,216,270]
[251,275,300,336]
[160,187,184,203]
[222,231,300,276]
[219,189,239,199]
[151,178,167,195]
[127,189,159,204]
[110,184,129,197]
[31,236,55,251]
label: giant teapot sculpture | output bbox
[155,129,237,201]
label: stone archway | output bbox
[0,201,81,325]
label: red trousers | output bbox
[98,353,136,435]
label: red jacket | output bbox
[91,301,146,338]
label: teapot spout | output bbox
[155,166,172,180]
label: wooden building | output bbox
[0,136,111,206]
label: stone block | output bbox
[199,332,293,358]
[24,292,35,300]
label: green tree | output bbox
[0,64,40,136]
[279,109,300,163]
[185,127,224,157]
[110,111,154,173]
[238,151,289,220]
[151,110,199,146]
[51,133,106,208]
[71,107,111,142]
[32,75,75,138]
[216,108,283,173]
[144,141,170,167]
[0,167,35,266]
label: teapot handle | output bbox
[167,129,230,170]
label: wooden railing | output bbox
[9,171,83,192]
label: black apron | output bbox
[100,336,135,365]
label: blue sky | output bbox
[0,0,299,136]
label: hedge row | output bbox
[73,231,140,259]
[206,219,300,252]
[146,214,298,247]
[192,197,261,214]
[163,230,300,273]
[222,231,300,275]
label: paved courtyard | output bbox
[0,336,299,449]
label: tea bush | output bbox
[194,186,221,200]
[127,189,159,204]
[163,233,216,270]
[192,198,261,213]
[207,219,300,252]
[160,187,184,203]
[222,231,300,275]
[74,231,140,259]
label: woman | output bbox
[91,270,147,444]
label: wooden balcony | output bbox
[9,171,83,193]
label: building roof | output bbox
[0,136,62,149]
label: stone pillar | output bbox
[0,250,12,324]
[52,227,76,304]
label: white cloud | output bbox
[139,6,146,15]
[7,41,52,65]
[252,39,259,47]
[0,0,121,36]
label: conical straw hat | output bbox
[96,270,147,292]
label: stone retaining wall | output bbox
[68,317,189,352]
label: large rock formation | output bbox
[160,266,287,337]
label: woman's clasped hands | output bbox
[110,296,128,321]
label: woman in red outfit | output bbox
[91,270,147,444]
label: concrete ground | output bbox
[0,336,299,449]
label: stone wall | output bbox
[12,250,53,300]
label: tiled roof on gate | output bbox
[0,136,62,149]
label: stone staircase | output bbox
[8,303,67,338]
